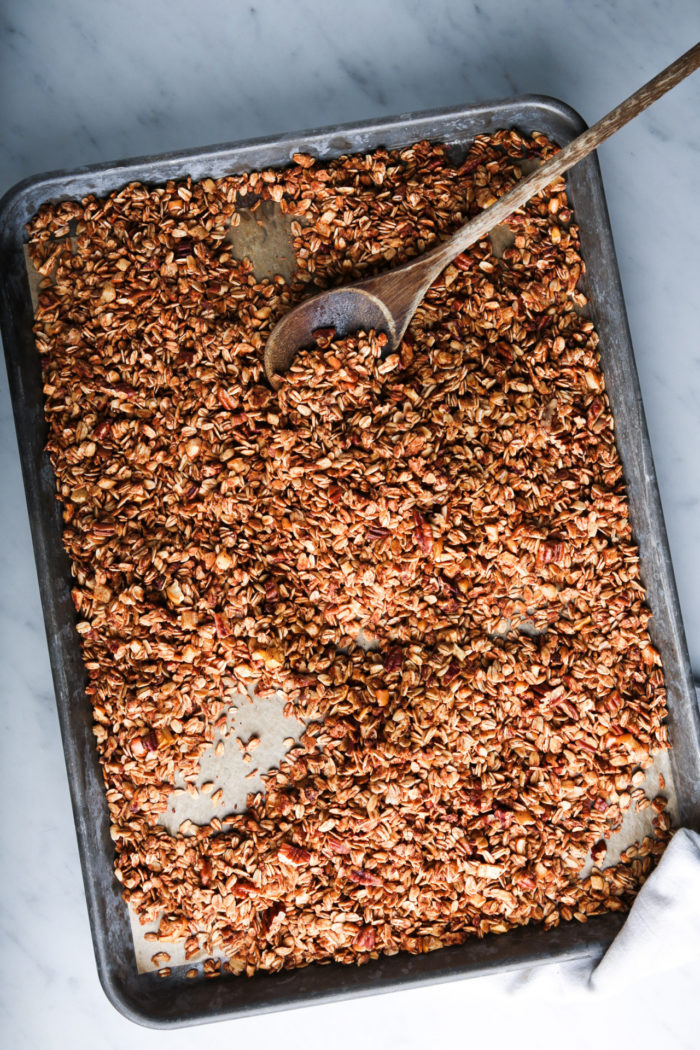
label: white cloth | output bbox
[506,828,700,996]
[592,827,700,990]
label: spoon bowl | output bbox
[265,285,396,389]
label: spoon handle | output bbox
[419,41,700,278]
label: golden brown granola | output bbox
[27,131,670,976]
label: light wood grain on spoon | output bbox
[265,42,700,389]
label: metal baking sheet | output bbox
[1,96,698,1028]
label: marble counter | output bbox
[1,1,698,1047]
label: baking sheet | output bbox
[1,95,698,1027]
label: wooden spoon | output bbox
[265,43,699,388]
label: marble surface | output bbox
[1,1,699,1046]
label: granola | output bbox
[26,131,670,976]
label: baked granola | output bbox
[26,131,671,976]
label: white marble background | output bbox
[1,1,699,1047]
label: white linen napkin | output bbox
[505,827,700,996]
[591,827,700,990]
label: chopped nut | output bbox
[591,840,607,864]
[278,843,311,867]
